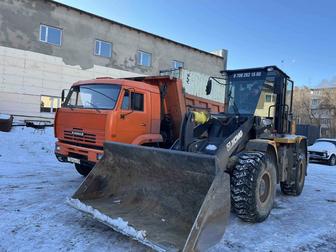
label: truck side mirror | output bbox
[61,89,69,103]
[206,79,212,95]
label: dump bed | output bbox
[127,76,224,140]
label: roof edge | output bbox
[49,0,225,59]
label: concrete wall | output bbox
[0,45,142,118]
[0,0,228,119]
[0,0,226,76]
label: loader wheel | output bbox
[75,163,93,176]
[280,152,306,196]
[231,152,276,223]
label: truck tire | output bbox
[231,151,277,223]
[75,163,93,176]
[280,151,306,196]
[329,155,336,166]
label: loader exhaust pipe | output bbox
[68,142,231,251]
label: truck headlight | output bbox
[97,153,104,160]
[55,143,60,151]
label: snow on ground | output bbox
[0,127,148,252]
[1,127,336,252]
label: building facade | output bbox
[310,87,336,137]
[0,0,227,119]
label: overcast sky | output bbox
[55,0,336,87]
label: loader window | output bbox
[64,84,120,110]
[286,80,293,112]
[254,79,277,118]
[227,79,264,114]
[227,72,277,118]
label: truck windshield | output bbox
[64,84,120,110]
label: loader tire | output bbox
[75,163,93,176]
[280,151,306,196]
[231,151,276,223]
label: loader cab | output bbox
[223,66,293,135]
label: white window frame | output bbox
[95,39,112,58]
[172,60,184,69]
[40,95,61,113]
[39,24,62,46]
[137,50,152,67]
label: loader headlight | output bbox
[205,144,217,151]
[97,153,104,160]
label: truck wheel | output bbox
[75,163,93,176]
[231,151,276,223]
[329,155,336,166]
[280,151,306,196]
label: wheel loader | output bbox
[68,66,307,251]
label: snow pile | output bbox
[67,198,147,240]
[0,113,11,120]
[67,198,166,252]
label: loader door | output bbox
[115,89,150,143]
[283,79,293,133]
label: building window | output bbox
[172,60,184,69]
[265,94,272,102]
[137,50,151,67]
[321,118,331,125]
[40,96,61,113]
[312,89,321,95]
[312,99,320,106]
[95,39,112,58]
[39,24,62,46]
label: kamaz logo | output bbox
[72,131,84,136]
[226,130,243,152]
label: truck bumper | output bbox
[55,141,103,165]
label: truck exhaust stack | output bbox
[68,142,231,251]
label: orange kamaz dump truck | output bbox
[54,76,223,175]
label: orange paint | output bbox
[54,76,224,164]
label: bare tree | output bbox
[292,86,319,125]
[318,88,336,137]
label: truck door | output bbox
[115,89,150,144]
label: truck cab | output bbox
[54,76,224,176]
[54,78,163,175]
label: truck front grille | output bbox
[64,128,96,144]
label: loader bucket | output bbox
[68,142,231,251]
